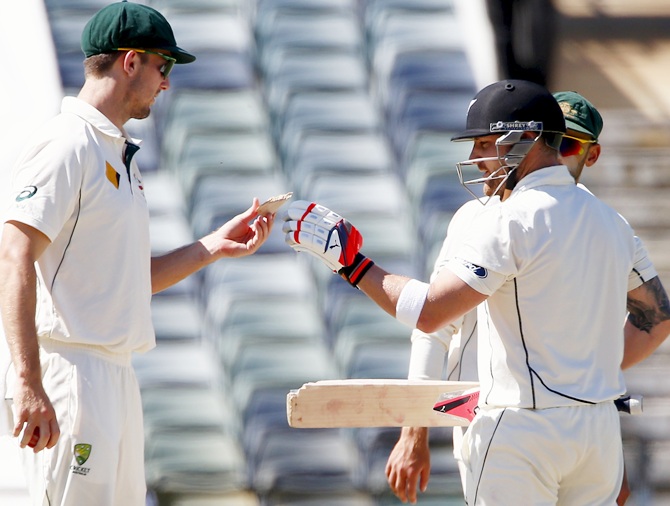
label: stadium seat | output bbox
[256,10,363,73]
[159,490,261,506]
[150,295,203,343]
[262,52,369,120]
[145,431,248,494]
[229,341,339,412]
[162,89,269,167]
[173,132,279,200]
[141,386,240,441]
[133,342,224,390]
[285,132,395,195]
[251,430,359,494]
[276,91,383,164]
[208,294,327,368]
[201,254,316,302]
[188,173,289,244]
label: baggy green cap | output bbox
[553,91,603,141]
[81,1,195,64]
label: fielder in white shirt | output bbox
[0,3,273,505]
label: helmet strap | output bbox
[505,167,518,190]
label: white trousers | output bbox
[14,343,145,506]
[461,403,623,506]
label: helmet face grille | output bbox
[452,80,566,141]
[455,130,542,203]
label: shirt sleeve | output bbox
[4,125,84,241]
[629,235,658,290]
[444,204,514,296]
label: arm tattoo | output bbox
[627,276,670,332]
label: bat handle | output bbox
[614,394,643,415]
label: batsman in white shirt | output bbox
[284,80,670,505]
[385,90,648,505]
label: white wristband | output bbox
[395,279,429,329]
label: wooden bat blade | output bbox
[286,379,479,428]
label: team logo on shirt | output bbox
[459,259,488,278]
[106,162,121,189]
[15,186,37,201]
[71,443,92,476]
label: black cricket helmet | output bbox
[452,80,566,202]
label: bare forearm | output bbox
[151,239,216,294]
[151,202,271,294]
[622,276,670,369]
[0,222,59,449]
[356,265,486,334]
[401,425,430,444]
[622,318,670,369]
[356,264,407,319]
[0,257,41,383]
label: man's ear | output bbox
[584,143,601,167]
[120,51,140,76]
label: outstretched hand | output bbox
[150,198,275,294]
[213,198,274,258]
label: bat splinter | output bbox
[257,192,293,216]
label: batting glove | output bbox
[283,201,374,287]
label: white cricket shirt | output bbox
[447,165,654,409]
[4,97,155,354]
[408,198,499,382]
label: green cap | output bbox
[81,1,195,64]
[553,91,603,141]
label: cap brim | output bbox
[165,45,196,64]
[564,119,596,139]
[450,129,492,141]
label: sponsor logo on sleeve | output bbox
[458,259,488,278]
[16,186,38,202]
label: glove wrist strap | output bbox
[339,253,375,288]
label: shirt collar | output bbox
[512,165,573,194]
[61,96,142,146]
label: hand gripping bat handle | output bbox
[614,394,643,415]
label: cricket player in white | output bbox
[385,91,645,504]
[0,3,273,505]
[283,80,670,505]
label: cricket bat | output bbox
[286,380,643,429]
[286,379,479,428]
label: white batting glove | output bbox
[283,201,374,287]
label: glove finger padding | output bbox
[283,201,363,272]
